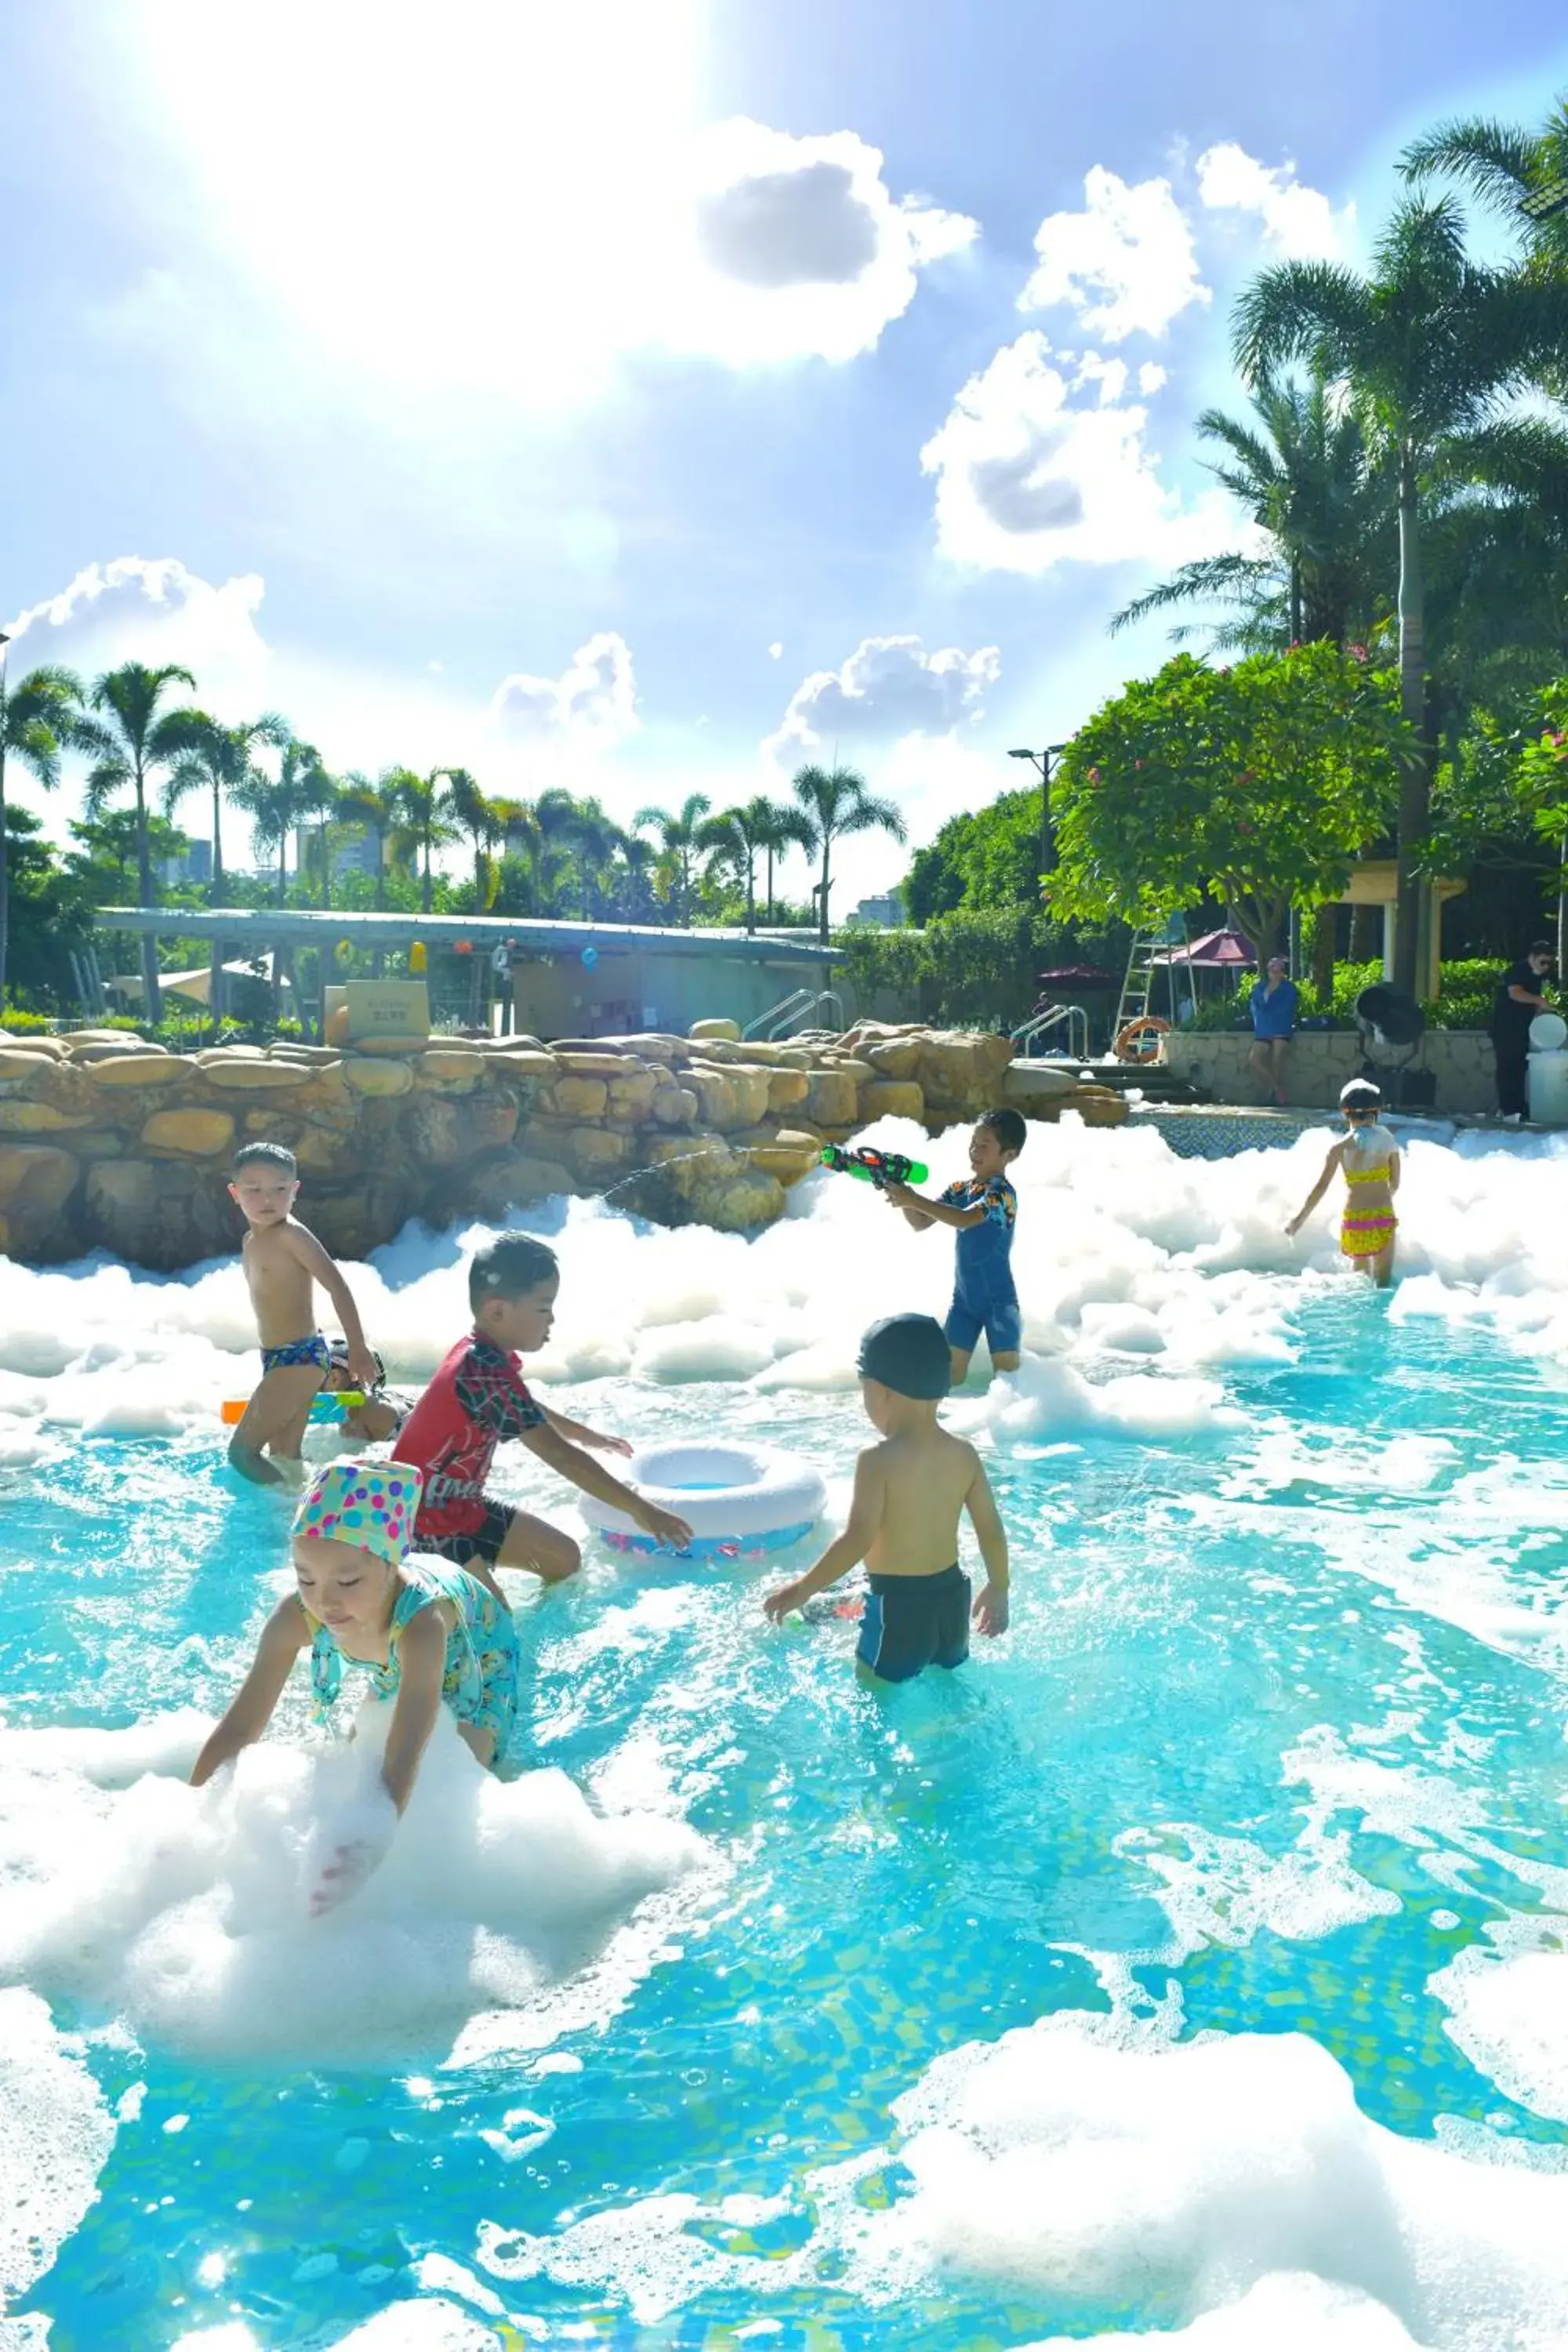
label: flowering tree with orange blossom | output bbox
[1047,644,1410,963]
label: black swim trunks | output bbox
[855,1563,971,1683]
[421,1497,512,1570]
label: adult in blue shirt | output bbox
[1249,953,1298,1106]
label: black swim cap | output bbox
[858,1313,951,1399]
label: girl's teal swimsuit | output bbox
[304,1555,520,1762]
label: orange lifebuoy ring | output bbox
[1114,1014,1171,1063]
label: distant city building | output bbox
[847,887,906,927]
[293,824,383,881]
[162,839,212,887]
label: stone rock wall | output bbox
[1161,1028,1501,1114]
[0,1019,1054,1271]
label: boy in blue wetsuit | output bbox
[884,1109,1025,1385]
[762,1313,1009,1683]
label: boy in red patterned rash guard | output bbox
[394,1232,691,1606]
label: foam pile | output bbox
[5,1123,1568,1453]
[474,2013,1568,2345]
[0,1708,711,2063]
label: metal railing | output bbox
[745,987,846,1041]
[1011,1004,1090,1061]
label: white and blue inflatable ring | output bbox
[581,1441,826,1559]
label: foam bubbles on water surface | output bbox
[0,1988,116,2307]
[4,1121,1568,1443]
[0,1709,711,2064]
[466,2012,1568,2347]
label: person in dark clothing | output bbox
[1490,942,1555,1120]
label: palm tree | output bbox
[756,796,818,925]
[698,796,817,933]
[615,826,659,922]
[0,660,88,1003]
[789,763,906,944]
[233,738,332,906]
[1232,197,1568,994]
[162,710,291,1019]
[435,768,504,911]
[1112,374,1392,652]
[1403,99,1568,274]
[162,710,291,902]
[79,661,199,1022]
[298,764,343,909]
[335,771,402,910]
[633,793,712,925]
[386,767,460,913]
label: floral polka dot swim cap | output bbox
[292,1457,423,1569]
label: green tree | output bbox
[790,762,907,944]
[1050,645,1410,962]
[78,660,199,1020]
[435,768,503,912]
[0,659,88,1003]
[1403,97,1568,278]
[1232,196,1568,993]
[697,797,811,933]
[233,738,332,905]
[1112,372,1392,652]
[161,711,291,903]
[906,789,1044,921]
[1,806,101,1010]
[633,793,713,925]
[386,767,460,913]
[335,771,403,910]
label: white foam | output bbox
[466,2011,1568,2346]
[0,1711,712,2064]
[4,1120,1565,1437]
[0,1987,116,2304]
[1018,2270,1424,2347]
[1431,1947,1568,2124]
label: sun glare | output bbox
[134,0,705,397]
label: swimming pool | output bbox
[5,1119,1568,2348]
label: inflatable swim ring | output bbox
[582,1441,826,1559]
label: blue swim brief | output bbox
[856,1564,971,1684]
[944,1292,1022,1357]
[260,1332,331,1376]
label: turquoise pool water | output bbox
[5,1131,1568,2347]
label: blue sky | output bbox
[4,0,1568,909]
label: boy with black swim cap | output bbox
[763,1312,1010,1682]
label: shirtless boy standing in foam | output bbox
[762,1312,1009,1683]
[227,1142,380,1486]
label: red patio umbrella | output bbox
[1149,928,1257,968]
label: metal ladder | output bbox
[1113,914,1190,1040]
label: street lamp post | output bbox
[1008,743,1071,881]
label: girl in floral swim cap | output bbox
[191,1457,520,1913]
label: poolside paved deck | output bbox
[1127,1102,1562,1157]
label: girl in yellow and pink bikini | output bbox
[1286,1080,1401,1287]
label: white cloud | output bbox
[1195,142,1352,260]
[765,635,1001,762]
[669,121,977,366]
[768,642,784,660]
[5,557,271,709]
[1018,167,1208,341]
[485,633,640,750]
[1138,361,1168,394]
[921,332,1244,576]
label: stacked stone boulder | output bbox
[0,1017,1120,1271]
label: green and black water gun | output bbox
[820,1144,928,1190]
